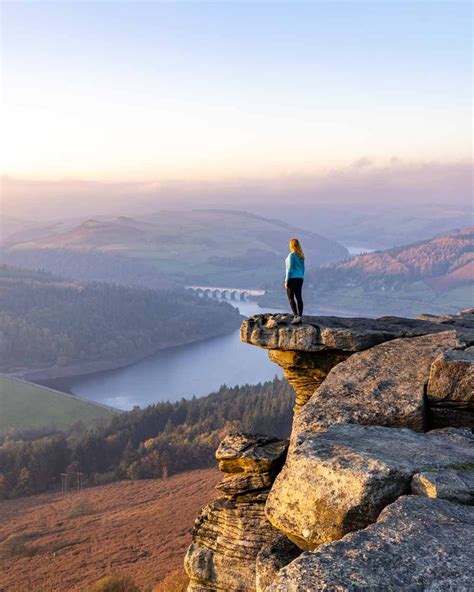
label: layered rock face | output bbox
[185,433,297,591]
[241,310,474,422]
[267,349,349,411]
[186,310,474,591]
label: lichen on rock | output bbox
[294,330,462,435]
[185,311,474,592]
[265,425,474,549]
[267,496,474,591]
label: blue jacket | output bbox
[285,252,305,281]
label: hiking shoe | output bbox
[291,315,302,325]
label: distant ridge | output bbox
[323,225,473,288]
[1,209,349,288]
[260,225,473,317]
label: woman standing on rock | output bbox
[285,238,305,323]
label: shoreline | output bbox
[4,317,243,383]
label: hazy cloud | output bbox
[1,160,472,222]
[352,157,373,169]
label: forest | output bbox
[0,378,294,498]
[0,265,241,373]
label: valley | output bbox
[0,378,294,499]
[41,300,283,410]
[2,3,472,590]
[0,265,242,381]
[261,226,474,316]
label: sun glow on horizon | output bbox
[1,2,472,182]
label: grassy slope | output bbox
[0,376,117,432]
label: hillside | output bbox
[0,376,117,434]
[1,210,349,288]
[0,468,218,592]
[320,225,473,286]
[0,265,241,379]
[264,226,473,316]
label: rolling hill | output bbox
[263,226,473,316]
[0,375,117,433]
[321,225,473,286]
[1,210,349,288]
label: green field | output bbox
[0,375,117,433]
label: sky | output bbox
[1,1,472,182]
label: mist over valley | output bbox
[1,2,472,590]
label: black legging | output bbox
[286,278,304,316]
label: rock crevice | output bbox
[185,433,293,591]
[185,310,474,591]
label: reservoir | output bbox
[48,301,284,410]
[42,240,377,411]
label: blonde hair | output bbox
[289,238,305,259]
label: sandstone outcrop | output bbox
[216,433,288,475]
[411,467,474,504]
[241,313,460,352]
[265,425,474,549]
[185,433,290,591]
[428,347,474,402]
[267,349,349,411]
[294,330,461,435]
[268,496,474,591]
[185,312,474,591]
[255,534,301,592]
[241,312,474,413]
[428,347,474,427]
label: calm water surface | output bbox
[50,301,284,410]
[46,244,376,410]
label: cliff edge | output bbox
[185,310,474,591]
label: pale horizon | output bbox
[2,160,472,225]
